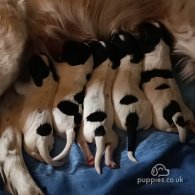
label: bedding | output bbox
[0,70,195,195]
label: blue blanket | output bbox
[0,78,195,195]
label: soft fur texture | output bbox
[77,42,118,175]
[140,23,195,142]
[0,88,44,195]
[111,32,153,162]
[1,0,195,96]
[52,41,93,161]
[1,0,195,194]
[15,54,62,166]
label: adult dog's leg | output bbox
[0,127,43,195]
[0,0,27,96]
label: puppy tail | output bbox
[172,112,187,143]
[52,130,75,161]
[95,134,105,175]
[126,112,139,163]
[37,140,64,167]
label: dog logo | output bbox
[151,164,170,177]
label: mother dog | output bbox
[1,0,195,97]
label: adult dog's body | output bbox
[1,0,195,194]
[1,0,195,95]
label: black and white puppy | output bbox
[52,41,93,161]
[15,54,62,166]
[140,23,195,142]
[77,41,118,175]
[111,31,153,162]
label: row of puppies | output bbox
[12,23,195,175]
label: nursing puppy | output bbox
[0,88,43,195]
[111,32,152,162]
[15,54,62,166]
[0,0,27,96]
[52,41,93,161]
[77,41,118,175]
[140,23,195,142]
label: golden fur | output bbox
[24,0,195,81]
[1,0,195,89]
[1,1,195,194]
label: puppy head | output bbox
[88,41,109,69]
[26,54,58,87]
[136,22,162,53]
[60,41,91,66]
[109,31,144,66]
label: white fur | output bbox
[15,54,62,166]
[52,48,93,161]
[112,54,152,162]
[0,88,43,195]
[77,48,118,174]
[142,39,195,142]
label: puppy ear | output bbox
[136,22,162,53]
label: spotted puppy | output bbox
[52,41,93,161]
[140,23,195,142]
[111,31,152,162]
[77,41,118,175]
[15,54,62,166]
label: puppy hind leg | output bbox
[105,130,118,169]
[77,136,95,167]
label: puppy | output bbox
[52,41,93,161]
[111,32,152,162]
[77,41,118,175]
[0,88,43,195]
[0,0,27,96]
[15,53,62,166]
[139,23,195,142]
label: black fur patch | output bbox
[163,100,182,125]
[88,41,108,69]
[155,83,170,90]
[74,113,82,125]
[141,69,173,84]
[176,116,185,127]
[86,73,91,81]
[159,23,175,48]
[62,41,91,66]
[86,111,107,122]
[57,101,79,116]
[28,55,50,87]
[125,112,139,152]
[95,125,106,136]
[137,22,162,53]
[36,123,52,136]
[74,89,85,104]
[109,31,144,68]
[120,95,138,105]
